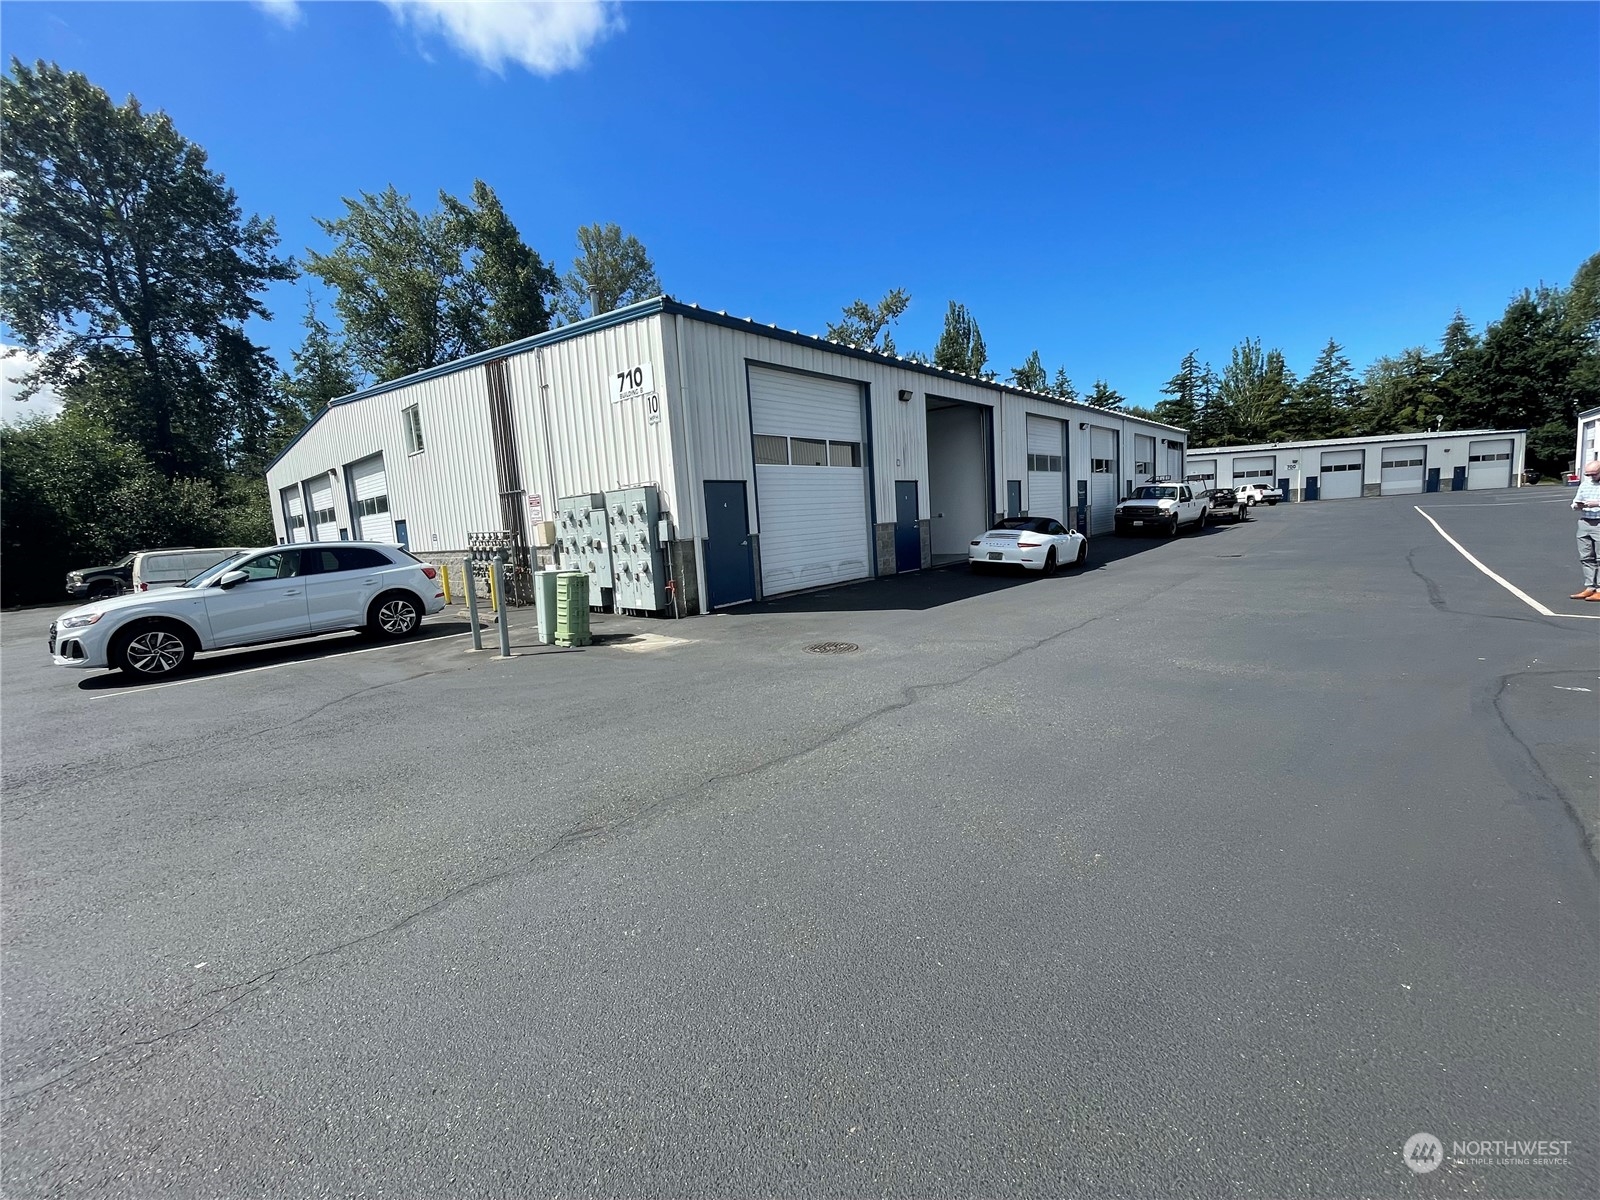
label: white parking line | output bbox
[1414,507,1600,621]
[89,632,470,699]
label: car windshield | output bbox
[993,518,1053,534]
[1131,486,1178,500]
[181,552,247,588]
[112,553,137,568]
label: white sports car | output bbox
[969,517,1088,574]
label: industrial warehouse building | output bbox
[1577,407,1599,474]
[265,297,1187,615]
[1185,429,1528,501]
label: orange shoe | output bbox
[1587,593,1600,602]
[1572,589,1596,599]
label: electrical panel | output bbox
[555,493,614,607]
[604,485,668,613]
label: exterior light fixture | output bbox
[898,389,913,403]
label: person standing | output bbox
[1572,459,1600,600]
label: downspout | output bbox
[672,313,709,614]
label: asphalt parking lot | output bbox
[2,487,1596,1198]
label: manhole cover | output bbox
[805,641,860,655]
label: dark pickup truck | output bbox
[1206,486,1246,524]
[65,548,194,600]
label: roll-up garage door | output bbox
[1467,439,1513,490]
[1188,458,1217,489]
[1380,447,1425,495]
[749,365,871,596]
[307,478,339,541]
[1026,415,1066,524]
[281,486,308,543]
[1089,427,1118,535]
[1233,455,1275,483]
[1133,434,1156,482]
[348,454,393,542]
[1319,449,1364,499]
[1166,442,1184,483]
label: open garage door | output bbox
[1188,458,1217,489]
[750,365,871,596]
[348,454,393,543]
[1089,427,1118,535]
[281,485,308,543]
[1133,434,1156,486]
[1467,439,1513,490]
[1380,447,1425,495]
[1233,455,1275,484]
[1166,442,1183,483]
[1319,449,1364,499]
[307,477,339,541]
[1026,415,1066,524]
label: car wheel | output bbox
[1166,517,1179,537]
[969,561,987,575]
[1042,547,1058,576]
[87,580,122,601]
[111,620,194,679]
[1075,539,1088,567]
[368,592,423,638]
[1267,499,1278,506]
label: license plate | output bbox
[987,552,1003,560]
[1131,520,1144,527]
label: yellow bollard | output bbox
[440,563,452,606]
[487,560,499,613]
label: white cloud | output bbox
[1,347,64,427]
[382,1,624,76]
[254,0,304,28]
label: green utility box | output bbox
[554,571,592,646]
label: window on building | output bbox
[403,404,425,455]
[828,441,861,468]
[1028,454,1062,472]
[356,495,390,518]
[753,435,789,465]
[1135,459,1154,477]
[1091,458,1113,473]
[313,505,336,526]
[790,438,828,466]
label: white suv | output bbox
[1234,482,1282,506]
[49,543,446,680]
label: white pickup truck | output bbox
[1114,479,1209,536]
[1235,482,1282,506]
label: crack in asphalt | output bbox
[1,577,1191,1114]
[1403,548,1572,629]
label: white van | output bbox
[130,547,251,592]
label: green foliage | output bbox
[1283,339,1358,439]
[1009,349,1048,392]
[824,288,910,354]
[0,59,294,479]
[934,302,990,377]
[1212,339,1294,444]
[557,222,659,321]
[1359,349,1442,434]
[1085,379,1124,409]
[446,181,561,346]
[1155,350,1203,429]
[1049,366,1078,403]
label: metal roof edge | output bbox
[1188,429,1528,456]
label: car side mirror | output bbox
[218,570,249,590]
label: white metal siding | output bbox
[1467,439,1512,489]
[349,454,393,542]
[1089,427,1117,535]
[1380,447,1425,495]
[1026,415,1065,523]
[1319,449,1364,499]
[749,366,870,595]
[308,479,338,541]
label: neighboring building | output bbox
[265,297,1187,615]
[1577,407,1600,475]
[1185,429,1527,501]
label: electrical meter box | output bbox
[555,493,614,607]
[603,485,668,613]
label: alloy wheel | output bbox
[378,599,418,635]
[125,630,187,675]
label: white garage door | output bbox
[1233,455,1275,483]
[1166,442,1184,483]
[1467,439,1513,490]
[281,486,308,543]
[348,454,393,543]
[1320,449,1364,499]
[1188,458,1217,489]
[1133,434,1156,482]
[1089,427,1118,535]
[307,478,339,542]
[1380,447,1426,495]
[1026,415,1066,524]
[750,365,870,596]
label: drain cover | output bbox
[806,641,860,654]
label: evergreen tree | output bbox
[557,221,659,321]
[933,302,989,377]
[1216,339,1291,443]
[1085,379,1124,409]
[1434,310,1482,429]
[1049,366,1078,403]
[1359,349,1442,434]
[1155,349,1202,429]
[1009,349,1048,392]
[1284,339,1358,439]
[824,289,910,354]
[446,180,560,346]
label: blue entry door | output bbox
[894,481,921,572]
[702,481,755,608]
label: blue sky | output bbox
[2,0,1596,422]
